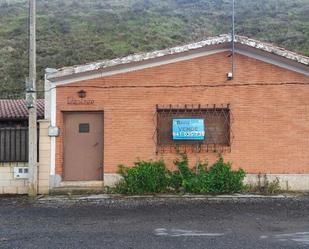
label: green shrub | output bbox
[173,152,194,180]
[115,154,246,194]
[170,153,210,193]
[170,153,245,194]
[206,156,246,193]
[167,171,183,191]
[116,160,169,194]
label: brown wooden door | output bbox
[63,112,103,181]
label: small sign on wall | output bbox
[48,126,60,137]
[172,119,205,140]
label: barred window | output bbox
[156,105,230,148]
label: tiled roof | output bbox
[47,34,309,80]
[0,99,44,120]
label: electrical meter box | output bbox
[13,167,29,179]
[48,126,60,137]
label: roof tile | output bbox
[0,99,44,120]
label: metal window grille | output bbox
[0,127,39,162]
[154,104,232,153]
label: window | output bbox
[0,127,31,162]
[156,105,231,151]
[79,123,90,133]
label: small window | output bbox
[79,123,90,133]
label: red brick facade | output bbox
[55,51,309,176]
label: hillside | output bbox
[0,0,308,98]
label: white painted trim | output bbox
[235,49,309,76]
[47,35,309,82]
[44,76,51,119]
[50,87,56,176]
[50,47,308,86]
[51,49,229,85]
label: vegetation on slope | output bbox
[0,0,308,97]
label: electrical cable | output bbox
[35,81,309,93]
[2,81,309,98]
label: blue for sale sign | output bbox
[172,119,205,140]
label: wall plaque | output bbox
[67,97,95,105]
[67,90,94,105]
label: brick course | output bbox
[55,52,309,176]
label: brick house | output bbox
[45,34,309,191]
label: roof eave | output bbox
[46,34,232,81]
[46,34,309,82]
[235,36,309,65]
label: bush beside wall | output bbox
[116,160,169,194]
[115,154,246,195]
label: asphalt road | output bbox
[0,196,309,249]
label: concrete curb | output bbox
[37,193,309,203]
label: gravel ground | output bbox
[0,195,309,249]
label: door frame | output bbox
[62,110,104,181]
